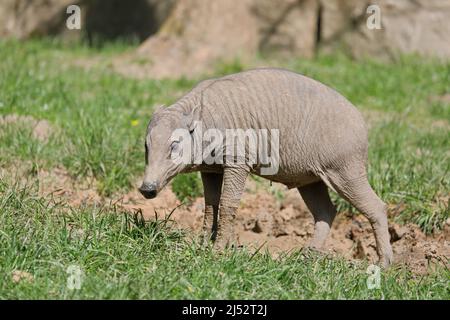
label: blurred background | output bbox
[0,0,449,299]
[1,0,450,78]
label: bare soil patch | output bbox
[4,165,449,275]
[0,114,53,142]
[119,183,448,274]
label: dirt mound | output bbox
[122,184,448,274]
[115,0,318,79]
[114,0,450,80]
[0,114,53,142]
[114,174,448,274]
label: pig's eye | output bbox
[145,143,149,165]
[170,141,180,152]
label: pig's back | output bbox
[200,68,366,142]
[190,68,369,179]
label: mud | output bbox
[119,182,449,274]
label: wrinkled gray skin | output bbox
[140,68,393,267]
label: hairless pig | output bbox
[139,68,393,267]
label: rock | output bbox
[321,0,450,60]
[254,0,318,57]
[320,0,367,45]
[117,0,318,79]
[3,0,450,65]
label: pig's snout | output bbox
[139,181,158,199]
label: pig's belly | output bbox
[199,164,322,189]
[252,168,321,189]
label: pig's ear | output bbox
[153,104,165,115]
[147,105,165,130]
[183,104,201,133]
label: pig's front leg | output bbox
[215,166,248,249]
[200,172,223,245]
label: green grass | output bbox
[0,39,196,195]
[0,181,448,299]
[0,39,449,299]
[171,173,203,204]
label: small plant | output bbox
[270,184,285,203]
[171,172,203,204]
[123,208,184,248]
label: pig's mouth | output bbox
[139,171,177,200]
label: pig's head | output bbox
[139,105,200,199]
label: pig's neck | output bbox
[174,91,202,114]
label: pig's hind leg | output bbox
[324,167,393,268]
[298,181,336,250]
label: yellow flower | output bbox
[131,120,139,127]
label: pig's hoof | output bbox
[378,247,394,268]
[201,239,213,249]
[200,234,213,248]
